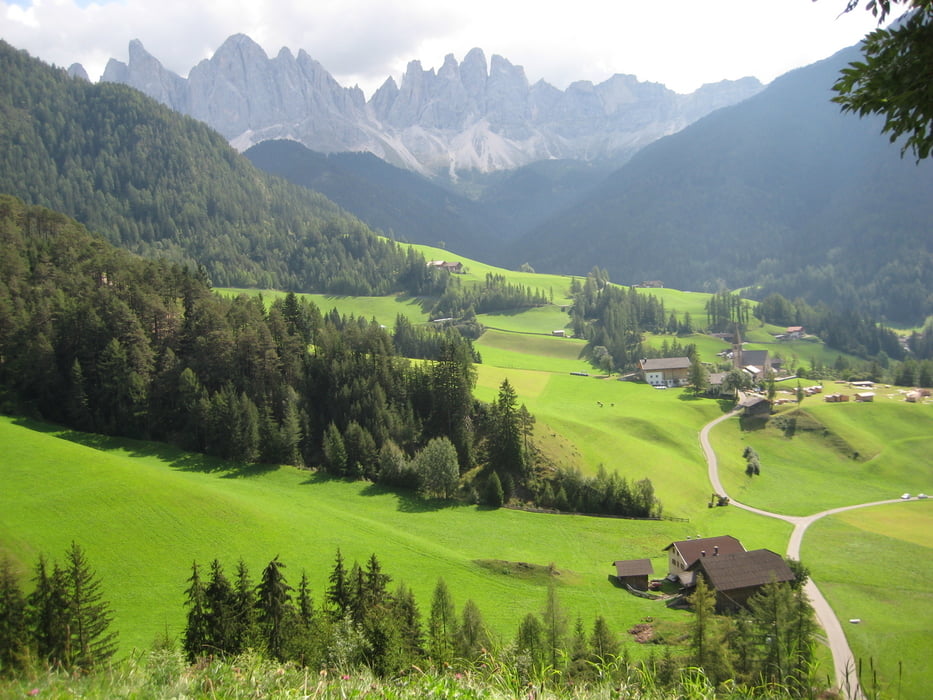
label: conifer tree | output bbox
[255,557,294,661]
[325,548,350,617]
[454,599,490,662]
[27,557,70,666]
[515,612,545,669]
[63,542,117,669]
[183,561,209,661]
[204,559,235,655]
[0,557,27,672]
[541,582,568,670]
[589,614,619,662]
[427,578,457,665]
[392,583,424,664]
[231,559,257,653]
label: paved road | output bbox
[698,409,912,699]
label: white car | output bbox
[901,493,911,500]
[918,493,928,499]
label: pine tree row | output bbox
[0,544,116,674]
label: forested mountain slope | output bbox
[244,140,613,262]
[0,40,422,295]
[514,46,933,323]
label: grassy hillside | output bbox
[804,505,933,700]
[0,415,789,658]
[710,399,933,515]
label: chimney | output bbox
[701,550,706,557]
[714,546,719,556]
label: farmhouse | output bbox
[427,260,463,273]
[612,558,654,591]
[786,326,805,339]
[639,357,692,387]
[736,349,771,375]
[663,535,745,585]
[688,549,795,613]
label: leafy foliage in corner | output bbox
[0,40,436,295]
[834,0,933,160]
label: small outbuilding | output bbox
[737,392,771,416]
[612,559,654,591]
[855,392,875,402]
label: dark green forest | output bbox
[0,41,434,295]
[0,195,657,515]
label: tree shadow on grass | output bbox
[357,481,466,513]
[11,416,277,478]
[738,415,769,432]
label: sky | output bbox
[2,0,888,97]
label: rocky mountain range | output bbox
[91,34,763,178]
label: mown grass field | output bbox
[710,399,933,515]
[803,504,933,700]
[0,415,790,659]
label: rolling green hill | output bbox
[0,415,790,657]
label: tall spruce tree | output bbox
[0,557,27,672]
[427,578,457,665]
[255,557,294,661]
[183,561,209,662]
[63,542,117,670]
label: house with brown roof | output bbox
[662,535,745,585]
[612,558,654,591]
[688,549,795,613]
[427,260,463,273]
[639,357,692,387]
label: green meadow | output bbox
[803,504,933,700]
[5,248,932,696]
[0,415,790,659]
[710,400,933,515]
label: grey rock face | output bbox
[100,36,763,177]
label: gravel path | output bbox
[698,409,911,699]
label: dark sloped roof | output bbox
[689,549,794,592]
[663,536,745,567]
[640,357,691,371]
[613,558,654,577]
[740,350,768,367]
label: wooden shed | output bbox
[612,558,654,591]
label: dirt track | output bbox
[698,409,911,699]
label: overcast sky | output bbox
[3,0,887,97]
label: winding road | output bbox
[698,409,910,700]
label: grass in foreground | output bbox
[0,647,833,700]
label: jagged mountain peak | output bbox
[99,35,763,178]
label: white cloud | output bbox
[1,0,884,96]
